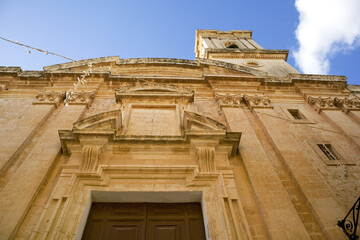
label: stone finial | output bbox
[34,91,66,107]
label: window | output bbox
[317,144,338,161]
[288,109,305,120]
[224,42,239,49]
[227,44,239,49]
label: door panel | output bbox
[82,202,205,240]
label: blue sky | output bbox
[0,0,359,84]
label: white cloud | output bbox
[294,0,360,74]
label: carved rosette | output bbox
[307,96,360,113]
[243,94,272,109]
[66,90,96,107]
[196,146,216,173]
[33,91,66,107]
[80,145,102,172]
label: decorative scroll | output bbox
[34,91,65,107]
[80,145,102,172]
[243,94,272,109]
[307,96,360,113]
[65,90,96,107]
[337,196,359,240]
[196,147,216,172]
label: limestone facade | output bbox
[0,30,359,239]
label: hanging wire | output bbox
[0,36,76,62]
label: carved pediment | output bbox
[115,81,194,103]
[73,110,122,132]
[183,111,227,132]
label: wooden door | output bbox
[82,203,206,240]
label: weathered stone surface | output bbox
[0,30,358,240]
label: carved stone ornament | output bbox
[243,94,272,109]
[115,81,194,103]
[80,145,102,172]
[341,97,360,113]
[196,146,216,173]
[65,90,96,107]
[307,96,360,113]
[214,93,243,107]
[33,91,65,107]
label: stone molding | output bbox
[207,50,288,61]
[33,91,65,107]
[307,96,360,113]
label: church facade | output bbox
[0,30,359,239]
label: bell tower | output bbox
[195,30,299,76]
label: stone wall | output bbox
[0,57,358,240]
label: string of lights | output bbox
[0,36,76,62]
[0,36,90,105]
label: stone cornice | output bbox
[41,57,266,77]
[289,74,347,83]
[205,49,289,61]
